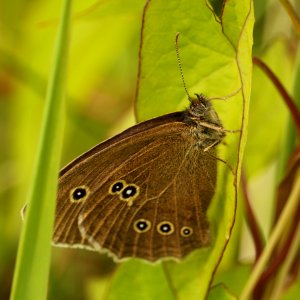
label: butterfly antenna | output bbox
[175,32,192,102]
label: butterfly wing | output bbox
[54,112,217,261]
[54,113,186,248]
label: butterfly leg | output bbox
[203,140,221,152]
[223,128,242,133]
[205,152,235,175]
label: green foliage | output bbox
[214,264,252,295]
[207,284,237,300]
[244,41,291,176]
[105,261,175,300]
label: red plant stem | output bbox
[241,170,264,262]
[289,251,300,283]
[252,57,300,138]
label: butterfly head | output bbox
[188,94,213,119]
[187,93,224,144]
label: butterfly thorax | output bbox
[185,94,225,149]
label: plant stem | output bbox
[240,169,300,300]
[241,170,264,262]
[269,222,300,300]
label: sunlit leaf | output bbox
[106,0,254,299]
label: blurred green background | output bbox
[1,1,144,299]
[0,0,299,299]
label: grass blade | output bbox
[10,0,72,299]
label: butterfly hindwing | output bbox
[79,131,216,261]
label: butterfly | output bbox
[53,93,226,262]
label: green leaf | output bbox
[106,260,175,300]
[207,284,237,300]
[106,0,254,299]
[9,1,71,299]
[281,280,300,300]
[213,263,251,296]
[244,41,291,177]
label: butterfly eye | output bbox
[133,219,151,233]
[120,184,140,206]
[109,180,126,195]
[70,186,89,203]
[180,226,193,237]
[157,221,175,235]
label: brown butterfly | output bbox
[53,93,226,262]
